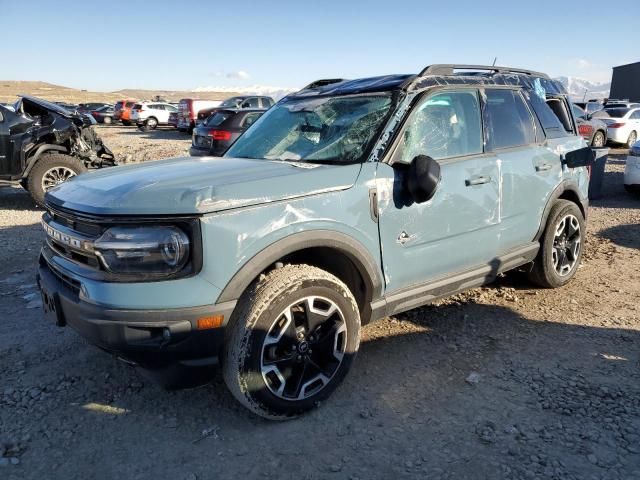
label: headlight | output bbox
[94,226,190,276]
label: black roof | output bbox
[291,65,566,99]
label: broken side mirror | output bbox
[406,155,441,203]
[563,147,596,168]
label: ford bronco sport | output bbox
[37,65,594,419]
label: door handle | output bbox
[465,175,491,186]
[535,163,552,172]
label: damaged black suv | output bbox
[0,96,116,205]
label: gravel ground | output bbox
[1,127,639,479]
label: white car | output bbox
[130,102,178,130]
[594,107,640,147]
[624,141,640,194]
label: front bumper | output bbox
[36,255,233,369]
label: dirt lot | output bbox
[1,127,639,480]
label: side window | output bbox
[631,110,640,120]
[243,98,260,108]
[484,89,536,150]
[0,109,4,122]
[242,112,262,128]
[261,98,273,108]
[399,90,483,162]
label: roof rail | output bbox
[300,78,346,90]
[418,64,549,79]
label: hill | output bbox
[0,81,238,104]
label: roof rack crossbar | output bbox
[418,64,549,79]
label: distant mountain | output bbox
[193,85,298,100]
[553,76,611,101]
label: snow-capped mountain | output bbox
[193,85,298,100]
[553,76,611,101]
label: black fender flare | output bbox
[216,230,383,306]
[22,144,68,178]
[534,181,587,241]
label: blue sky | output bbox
[1,0,636,91]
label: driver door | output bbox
[376,88,501,298]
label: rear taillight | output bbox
[208,129,232,141]
[609,123,625,128]
[578,125,592,137]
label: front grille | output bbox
[42,212,103,272]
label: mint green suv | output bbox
[37,65,593,419]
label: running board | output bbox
[370,243,539,320]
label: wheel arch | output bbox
[22,144,68,178]
[534,182,587,241]
[216,230,383,325]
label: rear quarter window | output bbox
[527,92,570,139]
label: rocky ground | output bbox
[0,128,638,480]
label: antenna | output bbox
[492,57,497,66]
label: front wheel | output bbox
[223,265,361,419]
[103,116,112,125]
[527,200,585,288]
[27,153,87,206]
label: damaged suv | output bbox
[0,96,116,205]
[37,65,593,419]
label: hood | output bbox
[45,156,362,215]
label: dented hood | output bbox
[45,156,361,215]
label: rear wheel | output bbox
[103,116,112,125]
[528,200,585,288]
[591,130,605,148]
[146,117,158,130]
[223,264,360,419]
[627,131,638,148]
[27,153,87,206]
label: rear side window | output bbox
[400,90,483,162]
[133,104,143,110]
[260,98,273,108]
[484,89,536,149]
[205,111,233,127]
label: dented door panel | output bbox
[375,157,500,293]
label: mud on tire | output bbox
[27,153,87,206]
[222,264,361,419]
[528,200,585,288]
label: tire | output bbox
[591,130,605,148]
[625,184,640,195]
[527,200,585,288]
[27,153,87,206]
[627,131,637,148]
[137,122,149,132]
[223,264,361,419]
[103,116,112,125]
[146,117,158,130]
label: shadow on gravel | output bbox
[599,223,640,250]
[119,129,190,140]
[0,185,41,212]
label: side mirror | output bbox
[406,155,441,203]
[563,147,596,168]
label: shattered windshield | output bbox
[225,94,394,164]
